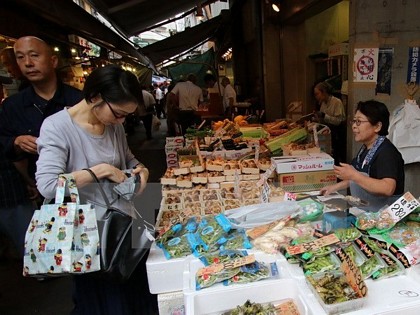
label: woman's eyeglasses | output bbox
[103,99,128,119]
[349,119,370,126]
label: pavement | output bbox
[0,118,169,315]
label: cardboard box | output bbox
[278,170,337,192]
[272,153,334,174]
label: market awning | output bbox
[141,12,228,65]
[0,0,153,68]
[88,0,213,37]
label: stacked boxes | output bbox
[165,137,184,168]
[272,153,336,192]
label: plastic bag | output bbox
[224,201,301,229]
[152,114,161,131]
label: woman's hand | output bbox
[92,163,128,183]
[132,164,149,194]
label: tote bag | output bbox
[23,174,100,277]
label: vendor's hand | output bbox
[132,164,149,194]
[14,135,38,154]
[320,185,336,196]
[316,111,325,119]
[334,163,356,181]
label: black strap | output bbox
[83,168,112,208]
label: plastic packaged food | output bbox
[355,212,377,230]
[297,197,324,222]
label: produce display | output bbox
[154,117,420,315]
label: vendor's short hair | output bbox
[356,100,390,136]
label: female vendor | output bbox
[320,100,405,212]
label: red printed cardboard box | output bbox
[271,153,334,174]
[278,170,337,192]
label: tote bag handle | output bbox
[54,174,81,204]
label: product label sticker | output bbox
[335,247,368,297]
[196,255,255,276]
[286,234,340,255]
[385,192,420,223]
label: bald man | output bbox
[0,36,83,201]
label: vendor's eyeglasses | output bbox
[350,119,370,126]
[103,99,128,119]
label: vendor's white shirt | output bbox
[171,80,203,111]
[223,84,236,111]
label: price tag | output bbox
[286,234,340,255]
[261,181,271,203]
[385,192,420,223]
[254,145,260,163]
[257,163,276,187]
[234,169,241,199]
[284,191,298,201]
[312,124,319,147]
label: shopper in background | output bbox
[320,100,405,212]
[221,76,236,117]
[165,82,179,136]
[169,73,203,135]
[137,88,157,140]
[36,64,153,314]
[153,83,165,118]
[313,82,346,164]
[0,36,83,205]
[204,73,221,95]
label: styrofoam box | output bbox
[184,278,310,315]
[183,251,309,315]
[146,242,199,294]
[299,264,420,315]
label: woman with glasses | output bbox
[35,65,155,314]
[321,100,404,212]
[313,82,346,164]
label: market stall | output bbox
[146,116,420,315]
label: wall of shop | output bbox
[347,0,420,196]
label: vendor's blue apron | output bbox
[350,136,401,212]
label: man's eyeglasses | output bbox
[103,99,128,119]
[349,119,370,126]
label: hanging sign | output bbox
[407,47,420,84]
[353,48,379,82]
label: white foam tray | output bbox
[184,278,311,315]
[146,242,199,294]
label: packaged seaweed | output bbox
[372,252,405,280]
[359,253,384,279]
[161,233,195,259]
[224,261,277,286]
[303,252,341,275]
[195,214,232,253]
[220,229,253,251]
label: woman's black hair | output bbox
[83,64,142,106]
[355,100,390,136]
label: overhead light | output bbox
[271,1,281,12]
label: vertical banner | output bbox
[376,48,394,95]
[353,48,379,82]
[407,47,420,84]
